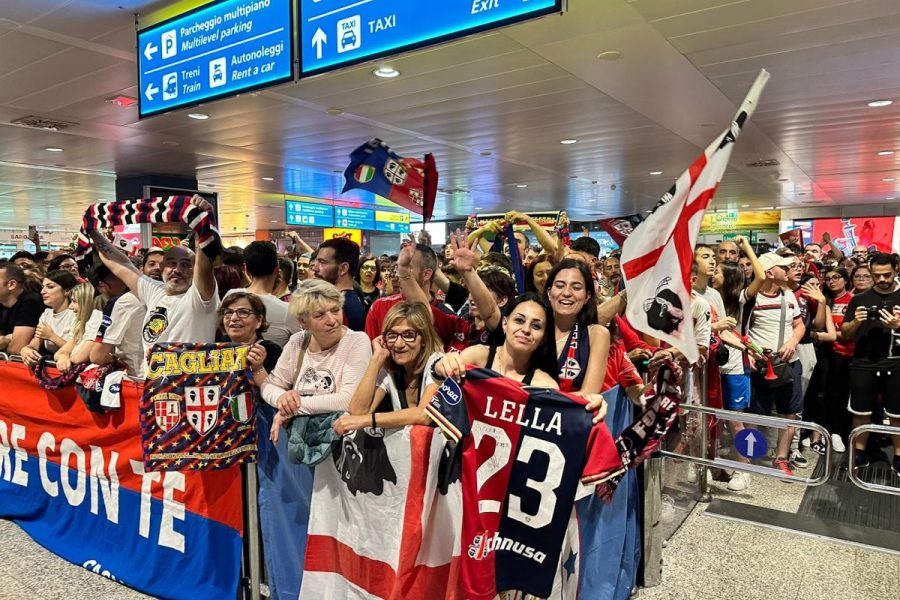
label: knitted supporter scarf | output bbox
[504,223,526,294]
[74,196,221,261]
[31,356,89,389]
[596,363,682,502]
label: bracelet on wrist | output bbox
[431,360,446,380]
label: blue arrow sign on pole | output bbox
[298,0,563,77]
[734,428,768,460]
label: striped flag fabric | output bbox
[621,69,770,363]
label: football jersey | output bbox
[424,368,625,600]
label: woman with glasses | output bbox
[355,255,382,309]
[807,268,853,454]
[850,264,874,295]
[218,292,281,382]
[263,280,372,440]
[333,301,443,433]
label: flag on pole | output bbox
[621,69,770,363]
[342,139,438,221]
[598,214,644,247]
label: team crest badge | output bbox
[185,385,220,436]
[383,158,408,186]
[153,393,181,432]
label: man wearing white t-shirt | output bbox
[224,241,300,348]
[87,263,146,378]
[89,195,220,372]
[743,252,806,478]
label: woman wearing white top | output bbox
[264,279,372,441]
[21,270,78,366]
[55,282,102,373]
[334,301,444,434]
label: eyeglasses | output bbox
[824,275,843,282]
[788,264,803,270]
[223,308,258,319]
[360,265,377,271]
[384,330,420,344]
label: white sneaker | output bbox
[727,472,749,491]
[801,437,811,449]
[831,434,846,453]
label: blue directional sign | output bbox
[138,0,294,118]
[334,206,375,230]
[299,0,563,76]
[735,428,768,460]
[285,200,334,227]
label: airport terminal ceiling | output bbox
[0,0,897,236]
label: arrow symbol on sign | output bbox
[744,431,757,456]
[144,83,159,101]
[144,42,158,61]
[312,27,327,60]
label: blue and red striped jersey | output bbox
[425,367,625,600]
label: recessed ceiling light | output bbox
[883,178,896,182]
[644,209,653,213]
[560,139,577,145]
[761,206,775,210]
[270,220,278,223]
[325,108,343,116]
[877,150,895,156]
[261,176,274,181]
[741,204,750,208]
[887,197,896,201]
[188,113,209,120]
[515,184,528,188]
[373,67,400,78]
[868,100,893,108]
[44,147,63,152]
[475,206,484,210]
[649,171,662,176]
[596,51,621,60]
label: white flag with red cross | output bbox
[621,69,770,364]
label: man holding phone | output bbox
[841,252,900,473]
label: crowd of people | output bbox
[1,199,898,509]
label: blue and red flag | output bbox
[342,139,438,221]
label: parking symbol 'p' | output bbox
[162,30,177,59]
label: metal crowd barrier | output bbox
[848,424,900,497]
[662,404,833,487]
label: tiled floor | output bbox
[641,453,900,600]
[0,519,151,600]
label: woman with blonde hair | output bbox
[333,301,444,433]
[263,279,372,441]
[54,282,103,372]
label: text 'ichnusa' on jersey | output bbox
[425,368,626,600]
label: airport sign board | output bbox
[299,0,563,76]
[138,0,294,118]
[286,199,335,227]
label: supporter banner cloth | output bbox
[0,361,243,600]
[622,69,769,363]
[141,342,258,471]
[342,139,438,221]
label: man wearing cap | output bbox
[743,251,806,478]
[87,263,145,378]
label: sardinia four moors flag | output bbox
[621,69,770,363]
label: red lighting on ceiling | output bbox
[106,95,138,108]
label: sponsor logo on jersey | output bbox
[467,531,547,565]
[437,378,463,406]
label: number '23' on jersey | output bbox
[425,368,626,600]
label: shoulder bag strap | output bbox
[293,332,311,387]
[777,291,787,351]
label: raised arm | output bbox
[736,235,766,298]
[506,211,557,255]
[286,230,315,255]
[450,229,502,331]
[396,234,432,316]
[821,231,844,262]
[90,230,141,294]
[186,195,217,302]
[466,221,501,254]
